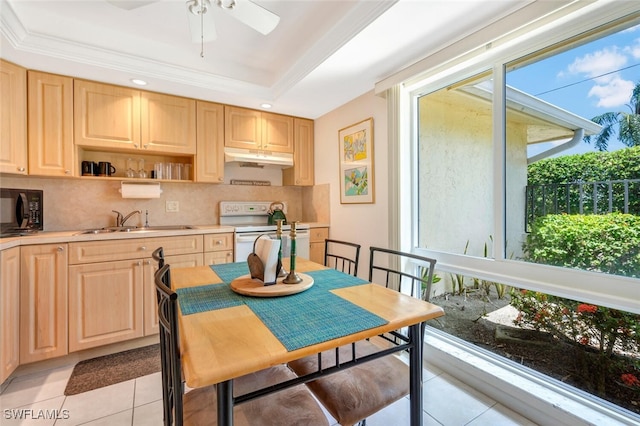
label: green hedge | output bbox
[527,146,640,185]
[523,213,640,277]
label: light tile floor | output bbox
[0,356,537,426]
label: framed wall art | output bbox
[338,118,374,204]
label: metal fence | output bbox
[525,179,640,231]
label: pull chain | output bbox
[200,1,205,58]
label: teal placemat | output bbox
[210,262,250,282]
[176,283,244,315]
[245,284,387,351]
[306,268,368,290]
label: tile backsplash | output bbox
[0,176,329,232]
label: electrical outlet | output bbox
[166,201,179,213]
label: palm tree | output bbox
[584,81,640,151]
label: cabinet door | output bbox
[28,71,74,177]
[74,80,141,150]
[1,247,20,382]
[224,106,261,150]
[0,60,28,175]
[284,118,314,186]
[141,92,196,154]
[20,244,68,364]
[262,112,293,153]
[309,227,329,264]
[196,101,224,182]
[69,259,143,352]
[144,253,203,336]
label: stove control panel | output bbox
[220,201,286,216]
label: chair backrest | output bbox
[152,246,165,269]
[155,264,183,426]
[368,247,437,301]
[324,239,361,276]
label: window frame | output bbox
[401,5,640,315]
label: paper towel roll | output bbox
[120,182,162,198]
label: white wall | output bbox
[314,90,388,279]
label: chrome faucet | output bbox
[112,210,141,227]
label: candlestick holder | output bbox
[283,221,303,284]
[275,219,287,277]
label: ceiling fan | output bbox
[106,0,280,43]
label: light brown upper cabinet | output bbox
[283,118,314,186]
[196,101,225,183]
[141,91,196,154]
[74,80,196,154]
[224,106,293,153]
[0,60,28,175]
[28,71,74,177]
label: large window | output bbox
[406,7,640,417]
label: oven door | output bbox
[234,230,309,262]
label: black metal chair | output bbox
[152,246,165,269]
[324,239,361,276]
[288,247,438,426]
[154,264,329,426]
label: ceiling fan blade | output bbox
[105,0,159,10]
[220,0,280,35]
[186,0,217,42]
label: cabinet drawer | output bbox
[204,233,233,252]
[69,238,148,264]
[70,235,203,264]
[310,227,329,243]
[147,235,203,256]
[205,250,233,265]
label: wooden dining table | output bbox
[171,258,444,426]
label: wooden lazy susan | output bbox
[230,273,314,297]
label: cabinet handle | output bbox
[134,144,139,148]
[143,144,149,149]
[145,260,151,265]
[65,170,71,174]
[216,240,222,245]
[18,167,25,172]
[140,246,147,251]
[136,261,142,266]
[57,246,64,252]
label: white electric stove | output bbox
[219,201,310,262]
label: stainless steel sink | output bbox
[75,228,118,235]
[75,225,194,235]
[127,225,195,232]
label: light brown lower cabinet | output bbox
[20,244,68,364]
[309,227,329,264]
[143,252,204,336]
[68,259,144,352]
[204,233,233,265]
[1,247,20,381]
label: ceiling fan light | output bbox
[186,0,217,42]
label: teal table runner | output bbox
[176,264,388,351]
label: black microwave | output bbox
[0,188,44,236]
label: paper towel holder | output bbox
[120,181,163,199]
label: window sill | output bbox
[424,327,639,425]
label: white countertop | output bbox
[0,223,330,251]
[0,225,236,251]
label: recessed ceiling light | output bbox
[261,103,272,109]
[130,79,148,86]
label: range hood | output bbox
[224,147,294,167]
